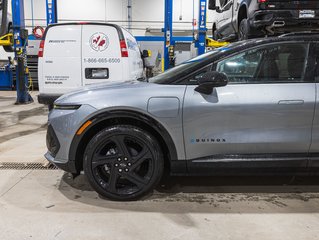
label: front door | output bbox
[183,42,315,162]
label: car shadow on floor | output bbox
[157,175,319,193]
[58,172,319,214]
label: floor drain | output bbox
[0,162,59,170]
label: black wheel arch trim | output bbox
[68,109,179,172]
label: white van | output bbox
[38,22,145,106]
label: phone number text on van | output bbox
[83,58,121,64]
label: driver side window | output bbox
[215,43,309,84]
[188,65,213,84]
[216,49,262,83]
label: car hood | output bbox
[55,80,187,111]
[55,80,136,102]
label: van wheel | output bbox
[3,45,14,52]
[238,19,250,41]
[83,125,164,201]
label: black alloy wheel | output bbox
[84,125,164,201]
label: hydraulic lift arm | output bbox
[0,0,32,103]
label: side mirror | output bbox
[208,0,217,10]
[142,49,151,58]
[195,71,228,95]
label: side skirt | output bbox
[170,153,319,176]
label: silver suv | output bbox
[46,33,319,200]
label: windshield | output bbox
[148,50,219,84]
[148,41,245,84]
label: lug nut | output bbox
[118,169,123,173]
[124,157,128,161]
[125,168,129,172]
[115,163,119,167]
[118,158,121,161]
[128,163,132,166]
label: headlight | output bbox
[53,104,82,110]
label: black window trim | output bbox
[173,40,316,86]
[214,41,315,85]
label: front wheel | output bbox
[238,19,250,41]
[83,125,164,201]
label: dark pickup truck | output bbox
[209,0,319,41]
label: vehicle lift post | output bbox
[163,0,208,70]
[196,0,207,55]
[163,0,173,71]
[11,0,33,104]
[46,0,58,25]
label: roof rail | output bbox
[279,31,319,38]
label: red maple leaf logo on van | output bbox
[90,33,109,52]
[98,39,106,47]
[93,36,100,44]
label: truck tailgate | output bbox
[265,0,319,9]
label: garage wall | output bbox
[1,0,216,60]
[22,0,215,36]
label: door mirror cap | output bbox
[195,71,228,95]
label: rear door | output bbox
[82,24,123,85]
[40,24,82,94]
[215,0,228,35]
[221,0,235,36]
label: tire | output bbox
[3,45,13,52]
[83,125,164,201]
[0,0,8,36]
[238,18,250,41]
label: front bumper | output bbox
[44,104,97,173]
[45,152,78,173]
[250,10,319,32]
[45,124,78,173]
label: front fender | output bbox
[68,108,180,171]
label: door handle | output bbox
[278,100,304,105]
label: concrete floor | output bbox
[1,91,319,240]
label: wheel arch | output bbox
[69,109,178,173]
